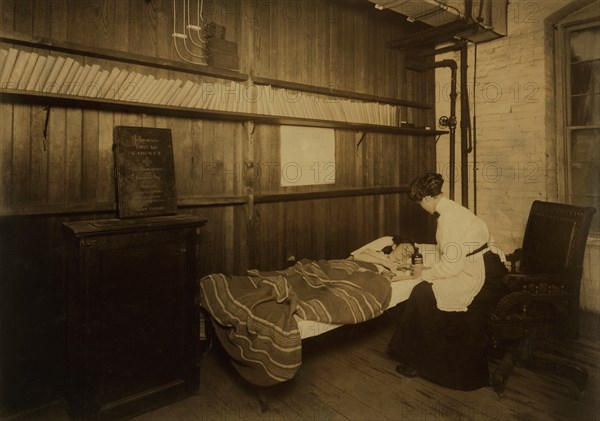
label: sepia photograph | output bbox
[0,0,598,419]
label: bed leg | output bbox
[257,389,269,412]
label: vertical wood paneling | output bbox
[223,123,235,196]
[114,0,129,52]
[28,106,47,205]
[201,120,215,194]
[156,0,172,61]
[47,108,66,204]
[0,1,14,32]
[116,111,143,128]
[98,0,115,50]
[0,103,13,211]
[221,121,235,270]
[11,1,33,207]
[142,0,159,58]
[0,0,436,234]
[128,0,144,55]
[190,119,203,195]
[12,105,30,206]
[65,109,82,203]
[288,1,302,85]
[269,1,280,80]
[213,121,225,194]
[357,6,371,95]
[1,3,440,412]
[81,110,99,201]
[65,2,85,206]
[96,111,114,203]
[172,117,193,197]
[271,123,284,267]
[315,1,330,88]
[67,0,85,45]
[13,0,32,33]
[0,2,437,265]
[255,1,272,78]
[78,0,98,48]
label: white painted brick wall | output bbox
[435,0,599,313]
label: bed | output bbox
[295,275,421,339]
[198,238,427,389]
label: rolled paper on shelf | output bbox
[43,56,65,93]
[0,48,19,88]
[51,57,74,94]
[7,50,31,90]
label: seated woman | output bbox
[388,172,508,391]
[350,235,415,275]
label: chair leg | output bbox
[490,350,514,397]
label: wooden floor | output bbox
[12,312,598,420]
[133,312,599,421]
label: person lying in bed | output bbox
[350,235,416,275]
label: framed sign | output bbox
[113,126,178,218]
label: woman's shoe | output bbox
[395,363,418,378]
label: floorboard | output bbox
[135,312,600,421]
[8,312,598,420]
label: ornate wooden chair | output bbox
[489,200,596,397]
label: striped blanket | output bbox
[199,259,392,386]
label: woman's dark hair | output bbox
[381,235,415,254]
[408,172,444,202]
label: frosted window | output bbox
[280,126,335,186]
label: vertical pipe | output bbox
[449,65,457,201]
[473,44,478,214]
[460,43,469,207]
[419,60,458,199]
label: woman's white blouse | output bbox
[420,197,489,312]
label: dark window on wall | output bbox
[562,19,600,232]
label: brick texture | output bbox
[434,0,599,312]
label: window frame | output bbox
[555,12,600,234]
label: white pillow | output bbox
[350,236,394,256]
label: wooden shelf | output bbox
[0,31,248,82]
[254,186,410,204]
[1,30,433,109]
[0,89,448,136]
[1,187,410,216]
[251,76,433,110]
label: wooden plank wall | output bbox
[0,0,437,415]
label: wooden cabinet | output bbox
[63,214,206,420]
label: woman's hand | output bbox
[411,264,424,278]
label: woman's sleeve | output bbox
[418,243,440,268]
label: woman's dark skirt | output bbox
[388,251,507,391]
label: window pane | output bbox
[569,26,600,127]
[571,60,600,95]
[571,93,600,125]
[570,129,600,231]
[570,26,600,63]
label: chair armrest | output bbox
[502,272,570,293]
[505,248,522,273]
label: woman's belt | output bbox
[466,243,488,257]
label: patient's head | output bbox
[408,172,444,202]
[382,236,415,262]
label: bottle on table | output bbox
[411,246,423,277]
